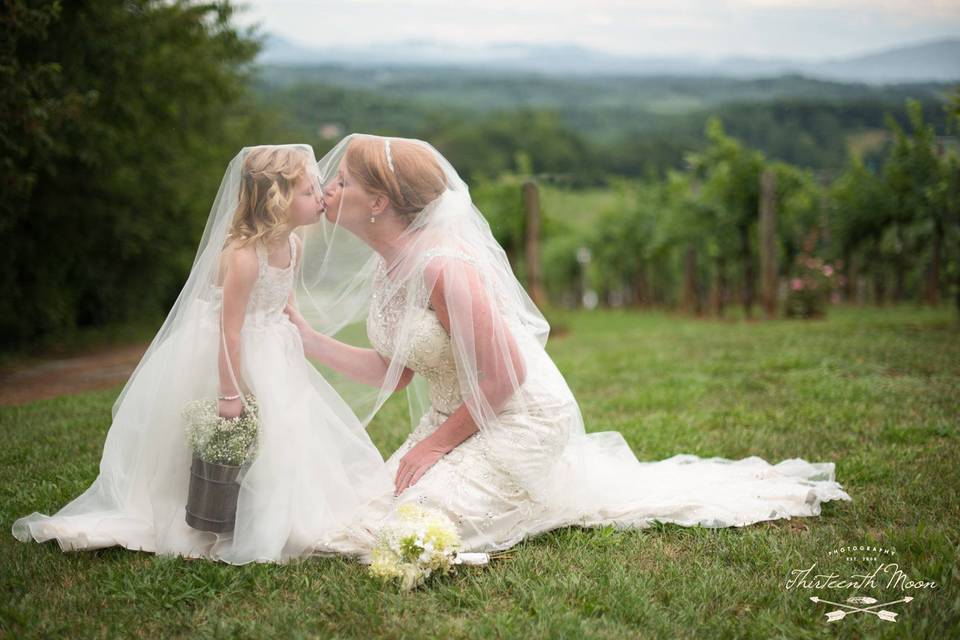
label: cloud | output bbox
[238,0,960,59]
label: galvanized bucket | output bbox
[184,453,241,533]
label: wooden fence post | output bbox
[522,180,546,307]
[759,168,777,319]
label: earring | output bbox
[370,214,376,224]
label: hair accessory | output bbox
[384,138,396,175]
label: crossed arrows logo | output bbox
[810,595,913,623]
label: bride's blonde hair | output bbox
[345,137,447,223]
[226,146,311,248]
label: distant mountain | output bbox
[810,38,960,84]
[259,35,960,84]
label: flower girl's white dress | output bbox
[13,235,392,564]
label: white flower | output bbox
[368,505,462,591]
[182,394,259,465]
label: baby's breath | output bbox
[182,394,259,465]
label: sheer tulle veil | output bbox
[294,133,852,524]
[295,135,577,502]
[295,134,628,508]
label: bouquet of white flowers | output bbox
[368,504,491,591]
[181,394,259,533]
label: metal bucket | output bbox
[184,453,241,533]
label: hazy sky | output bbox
[237,0,960,60]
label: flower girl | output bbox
[12,145,392,564]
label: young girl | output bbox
[12,145,392,565]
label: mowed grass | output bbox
[1,305,958,639]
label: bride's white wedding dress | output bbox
[13,235,391,564]
[314,248,852,561]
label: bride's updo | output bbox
[345,137,448,223]
[227,146,311,247]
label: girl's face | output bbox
[288,172,324,227]
[322,162,380,232]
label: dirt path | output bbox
[0,342,150,407]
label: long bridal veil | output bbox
[12,144,392,564]
[295,133,851,534]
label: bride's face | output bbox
[322,163,379,232]
[288,173,324,227]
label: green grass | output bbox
[2,305,958,638]
[540,185,634,234]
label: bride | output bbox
[287,133,853,562]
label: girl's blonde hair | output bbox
[226,146,311,248]
[344,137,447,223]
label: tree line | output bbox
[2,0,264,349]
[482,96,960,317]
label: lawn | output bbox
[1,305,957,638]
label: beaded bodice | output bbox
[366,249,483,415]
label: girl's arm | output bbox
[218,244,258,418]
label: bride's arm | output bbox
[284,235,412,388]
[432,256,527,411]
[394,258,527,494]
[283,299,414,390]
[218,244,258,418]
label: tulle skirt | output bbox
[11,307,393,565]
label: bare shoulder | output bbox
[423,248,483,288]
[220,240,259,284]
[423,249,486,319]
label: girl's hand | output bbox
[394,435,449,496]
[218,397,243,419]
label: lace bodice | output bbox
[208,234,297,328]
[366,249,482,415]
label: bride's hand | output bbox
[284,302,323,360]
[395,436,448,496]
[283,302,309,334]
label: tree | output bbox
[589,180,660,308]
[884,99,950,305]
[686,118,765,317]
[1,0,262,348]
